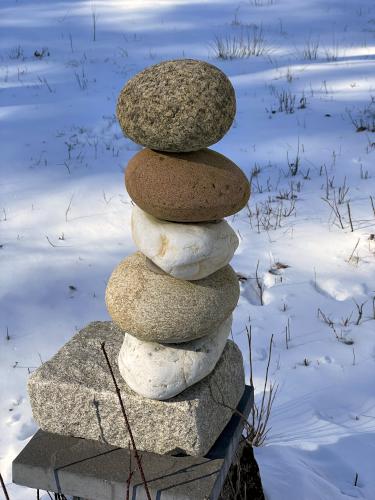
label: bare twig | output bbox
[215,327,278,449]
[318,308,354,344]
[69,33,74,52]
[337,177,349,204]
[287,138,300,176]
[318,308,339,339]
[37,75,53,93]
[347,238,360,263]
[45,236,57,247]
[257,334,273,428]
[285,325,289,349]
[92,4,97,42]
[255,261,264,305]
[63,161,71,175]
[322,196,344,229]
[65,194,74,222]
[353,300,367,325]
[246,321,255,429]
[100,342,151,500]
[347,202,354,232]
[249,334,278,446]
[0,472,10,500]
[246,323,254,389]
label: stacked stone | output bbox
[25,60,252,460]
[106,60,250,418]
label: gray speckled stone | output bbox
[28,321,245,457]
[105,252,240,343]
[116,59,236,152]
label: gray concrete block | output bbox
[13,386,253,500]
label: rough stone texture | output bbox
[131,205,239,280]
[118,315,232,400]
[105,252,240,343]
[13,387,254,500]
[125,148,250,222]
[28,321,245,457]
[116,59,236,152]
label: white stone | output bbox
[118,315,232,400]
[131,205,239,280]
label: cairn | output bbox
[28,59,251,458]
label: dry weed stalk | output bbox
[255,261,264,306]
[246,329,278,446]
[101,342,151,500]
[208,326,276,448]
[370,195,375,217]
[353,300,367,325]
[0,472,10,500]
[347,238,360,264]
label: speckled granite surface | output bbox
[117,59,236,152]
[28,321,245,457]
[105,252,240,343]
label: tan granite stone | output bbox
[105,252,240,343]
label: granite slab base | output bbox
[13,386,253,500]
[28,321,245,457]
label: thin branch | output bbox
[0,472,10,500]
[246,323,254,388]
[45,235,57,247]
[65,194,74,222]
[347,238,360,263]
[347,202,354,232]
[353,300,367,325]
[100,342,151,500]
[255,260,264,305]
[253,334,274,439]
[322,196,344,229]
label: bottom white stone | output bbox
[118,315,232,400]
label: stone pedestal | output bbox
[28,321,245,457]
[13,386,253,500]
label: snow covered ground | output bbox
[1,0,375,498]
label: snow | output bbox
[1,0,375,498]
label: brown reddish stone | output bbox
[125,148,250,222]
